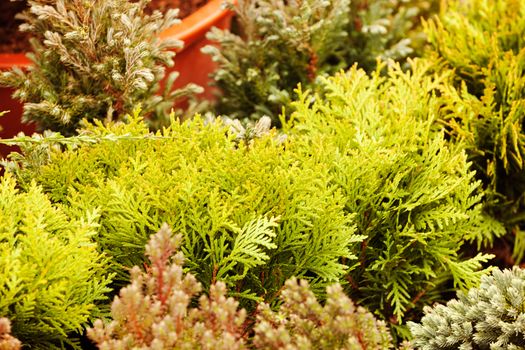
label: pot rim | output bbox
[0,0,234,70]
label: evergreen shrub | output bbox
[5,60,505,340]
[0,175,112,350]
[283,60,504,337]
[424,0,525,261]
[409,267,525,349]
[89,223,396,350]
[204,0,436,123]
[0,0,201,135]
[7,111,361,306]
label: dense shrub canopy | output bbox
[284,60,504,337]
[5,60,505,341]
[8,111,361,307]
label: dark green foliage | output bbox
[253,278,394,349]
[0,0,201,135]
[424,0,525,262]
[0,175,112,350]
[88,223,248,350]
[204,0,350,124]
[204,0,437,123]
[6,111,361,306]
[409,267,525,350]
[284,60,504,338]
[345,0,437,72]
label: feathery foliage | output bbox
[424,0,525,262]
[409,267,525,349]
[0,0,201,135]
[253,278,394,349]
[284,60,504,338]
[0,174,112,350]
[5,110,361,307]
[204,0,437,123]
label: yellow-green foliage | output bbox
[0,175,112,350]
[7,112,361,306]
[424,0,525,261]
[284,60,504,338]
[4,61,504,340]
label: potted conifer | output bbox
[0,0,234,155]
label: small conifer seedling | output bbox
[204,0,436,123]
[253,278,394,349]
[0,0,202,135]
[88,223,248,350]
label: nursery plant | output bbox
[423,0,525,263]
[0,0,202,135]
[283,60,505,338]
[409,267,525,349]
[0,174,112,350]
[89,223,397,350]
[204,0,436,123]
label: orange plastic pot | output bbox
[0,0,234,157]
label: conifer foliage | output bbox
[0,175,112,350]
[204,0,433,123]
[253,278,394,349]
[7,112,361,306]
[285,60,504,336]
[409,267,525,349]
[424,0,525,261]
[0,0,200,135]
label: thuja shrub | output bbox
[89,223,396,350]
[283,60,505,338]
[204,0,435,123]
[0,0,200,135]
[424,0,525,261]
[0,319,21,350]
[0,175,112,350]
[253,278,394,349]
[6,111,361,305]
[409,267,525,349]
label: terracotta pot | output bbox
[0,0,234,157]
